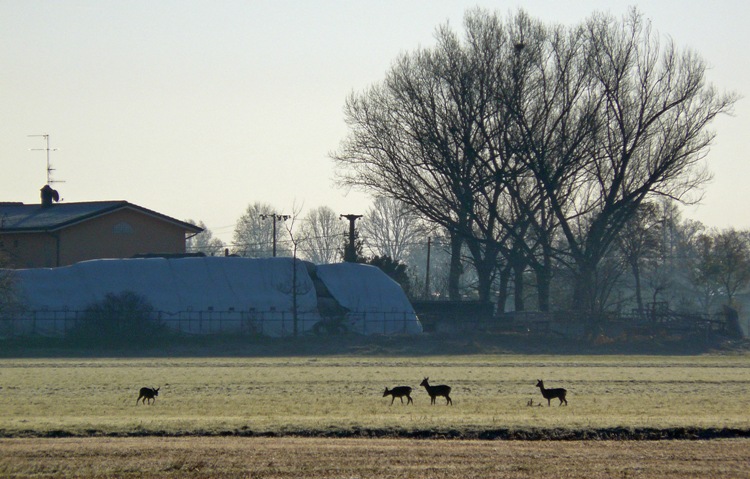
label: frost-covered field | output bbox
[1,355,748,478]
[1,355,748,437]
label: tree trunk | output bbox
[535,265,551,312]
[572,259,598,314]
[463,236,499,303]
[475,257,494,303]
[513,260,525,312]
[496,264,511,314]
[448,232,463,301]
[631,260,644,315]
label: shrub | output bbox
[68,291,168,348]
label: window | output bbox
[113,222,134,235]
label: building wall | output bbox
[0,208,188,268]
[60,209,188,265]
[0,232,58,268]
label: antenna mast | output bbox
[29,134,63,185]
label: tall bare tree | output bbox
[565,11,734,311]
[616,203,661,313]
[360,197,425,263]
[185,220,226,256]
[691,228,750,309]
[297,206,342,265]
[232,202,291,258]
[333,7,736,311]
[332,11,514,301]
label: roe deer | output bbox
[383,386,413,405]
[536,379,567,406]
[136,386,160,405]
[420,377,452,405]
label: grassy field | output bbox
[1,354,749,478]
[1,354,749,437]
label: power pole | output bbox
[425,236,432,299]
[340,214,362,263]
[260,214,290,257]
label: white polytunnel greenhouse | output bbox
[3,256,422,337]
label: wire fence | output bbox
[1,306,742,340]
[0,309,423,338]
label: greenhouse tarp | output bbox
[316,262,422,335]
[5,257,421,336]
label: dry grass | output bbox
[1,354,749,478]
[0,436,748,478]
[1,355,749,437]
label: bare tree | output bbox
[507,9,736,312]
[616,203,661,313]
[360,197,425,263]
[185,220,226,256]
[691,228,750,309]
[297,206,342,265]
[559,11,735,308]
[332,11,514,300]
[232,202,291,258]
[280,209,313,337]
[299,206,345,264]
[332,7,736,311]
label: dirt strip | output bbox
[1,436,749,479]
[2,426,749,440]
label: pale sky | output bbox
[2,1,748,244]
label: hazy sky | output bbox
[2,1,748,244]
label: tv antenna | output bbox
[29,134,64,185]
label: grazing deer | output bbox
[383,386,413,405]
[536,379,567,406]
[420,377,452,405]
[136,386,160,405]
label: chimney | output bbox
[40,185,59,208]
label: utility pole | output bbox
[425,236,432,299]
[340,214,362,263]
[260,214,290,257]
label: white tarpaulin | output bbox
[8,257,320,336]
[5,257,422,337]
[316,263,423,335]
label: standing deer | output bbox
[420,377,452,405]
[536,379,567,406]
[383,386,413,405]
[136,386,160,405]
